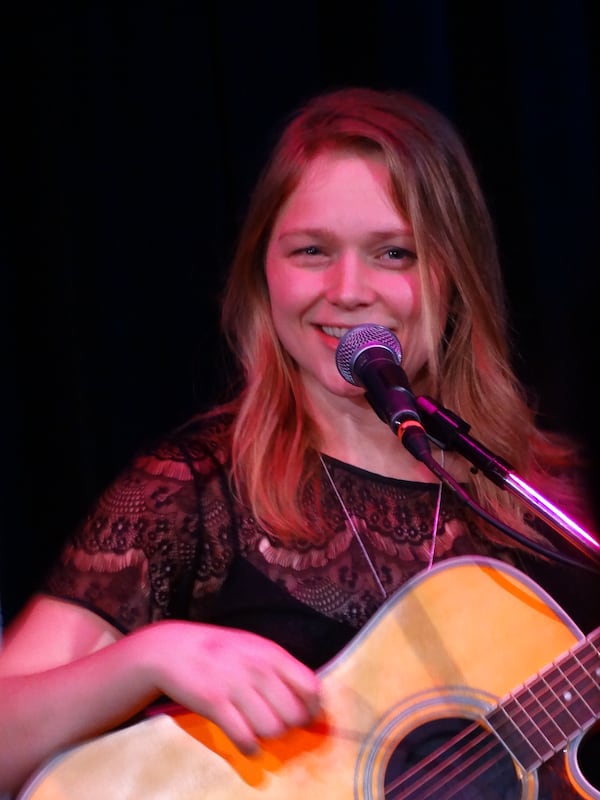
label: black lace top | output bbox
[40,412,587,668]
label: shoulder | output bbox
[73,408,236,527]
[133,407,235,482]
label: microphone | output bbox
[335,324,432,462]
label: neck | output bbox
[306,387,472,483]
[310,395,438,482]
[322,436,442,482]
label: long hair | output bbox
[218,87,590,545]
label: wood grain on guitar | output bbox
[18,557,600,799]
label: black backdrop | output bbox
[2,1,599,626]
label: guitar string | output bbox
[383,715,522,799]
[318,452,527,796]
[320,450,444,599]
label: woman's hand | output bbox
[133,620,322,754]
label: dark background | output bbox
[2,1,599,627]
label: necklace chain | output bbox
[319,452,444,599]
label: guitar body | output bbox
[19,557,600,799]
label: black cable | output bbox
[418,449,600,575]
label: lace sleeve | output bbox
[41,438,209,632]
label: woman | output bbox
[1,87,596,797]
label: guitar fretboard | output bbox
[486,629,600,771]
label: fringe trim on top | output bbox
[63,543,147,575]
[135,454,193,481]
[258,526,354,570]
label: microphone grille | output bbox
[335,324,403,386]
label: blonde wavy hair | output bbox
[217,87,589,547]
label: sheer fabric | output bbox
[41,413,499,666]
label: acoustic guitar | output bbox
[18,556,600,799]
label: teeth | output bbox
[321,326,351,338]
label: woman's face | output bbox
[265,149,441,404]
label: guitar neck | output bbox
[487,629,600,770]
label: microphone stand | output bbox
[416,395,600,565]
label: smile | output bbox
[320,326,353,338]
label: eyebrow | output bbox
[277,227,414,241]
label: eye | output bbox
[289,243,329,266]
[381,246,417,267]
[288,244,322,257]
[387,247,414,260]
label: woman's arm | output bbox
[0,595,321,796]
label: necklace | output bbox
[319,452,444,598]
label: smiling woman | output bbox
[265,150,430,424]
[1,87,598,799]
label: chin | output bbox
[333,379,365,400]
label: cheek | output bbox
[266,262,294,320]
[265,259,309,347]
[391,275,428,371]
[391,272,423,319]
[266,253,319,319]
[265,252,285,302]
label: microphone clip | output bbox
[415,395,512,487]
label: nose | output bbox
[324,253,376,308]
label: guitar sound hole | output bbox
[384,717,521,800]
[577,721,600,790]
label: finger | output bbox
[234,633,322,714]
[202,699,262,755]
[250,674,318,729]
[272,662,322,716]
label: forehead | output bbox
[296,147,391,192]
[274,149,403,230]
